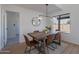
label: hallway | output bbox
[6,34,19,47]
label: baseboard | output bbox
[62,40,79,46]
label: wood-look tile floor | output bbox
[1,41,79,54]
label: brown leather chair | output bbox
[46,32,61,51]
[53,32,61,45]
[45,34,55,52]
[24,35,38,53]
[46,34,54,45]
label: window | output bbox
[52,13,70,33]
[52,17,58,32]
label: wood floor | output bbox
[1,41,79,54]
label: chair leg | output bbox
[29,47,31,54]
[47,46,49,54]
[46,46,49,54]
[24,47,27,53]
[59,41,61,45]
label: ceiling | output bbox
[16,4,62,14]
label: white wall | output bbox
[1,5,46,43]
[49,4,79,45]
[7,11,19,39]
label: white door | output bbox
[1,8,7,48]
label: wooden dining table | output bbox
[28,31,49,53]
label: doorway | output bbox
[6,11,20,47]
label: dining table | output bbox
[28,31,49,53]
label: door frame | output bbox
[1,8,7,48]
[0,8,20,50]
[5,10,20,46]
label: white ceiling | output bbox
[16,4,62,14]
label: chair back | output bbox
[24,35,30,46]
[55,32,61,40]
[47,34,54,45]
[54,32,61,45]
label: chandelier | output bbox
[32,4,53,26]
[38,4,52,20]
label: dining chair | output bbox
[53,32,61,45]
[45,32,61,51]
[24,35,39,53]
[45,34,55,51]
[46,34,54,45]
